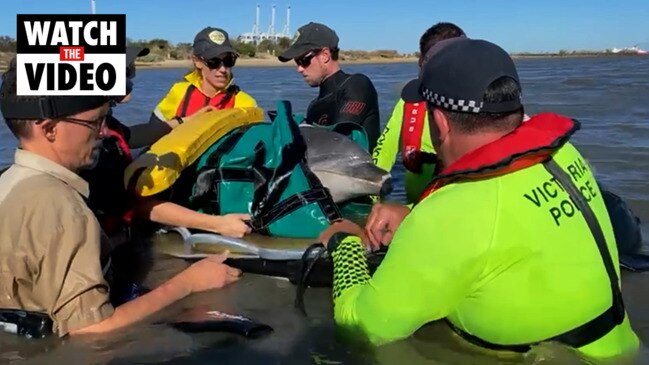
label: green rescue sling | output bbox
[188,100,341,238]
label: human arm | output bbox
[330,192,493,345]
[70,253,241,335]
[372,99,406,173]
[127,122,172,149]
[338,74,381,152]
[127,105,220,149]
[140,82,190,146]
[135,198,251,238]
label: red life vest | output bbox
[401,102,436,173]
[106,127,132,161]
[418,113,579,202]
[175,84,238,118]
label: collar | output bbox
[184,70,233,96]
[418,112,579,202]
[319,70,349,97]
[14,149,90,198]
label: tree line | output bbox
[0,35,409,66]
[124,37,293,60]
[0,35,299,60]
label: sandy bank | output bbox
[134,56,419,69]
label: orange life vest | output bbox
[418,113,578,202]
[175,84,238,118]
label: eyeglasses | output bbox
[295,49,322,68]
[202,54,237,69]
[60,115,108,132]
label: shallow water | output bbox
[1,56,649,364]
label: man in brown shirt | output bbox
[0,60,242,337]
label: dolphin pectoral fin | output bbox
[185,233,261,257]
[184,233,310,260]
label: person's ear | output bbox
[320,48,331,63]
[433,108,451,143]
[39,119,58,142]
[192,55,204,70]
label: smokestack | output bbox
[284,5,291,37]
[269,4,276,36]
[254,3,260,36]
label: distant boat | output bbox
[611,45,648,55]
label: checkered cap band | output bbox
[422,87,483,113]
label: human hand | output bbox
[364,203,411,250]
[318,219,368,247]
[177,252,242,293]
[209,214,252,238]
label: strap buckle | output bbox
[37,97,56,119]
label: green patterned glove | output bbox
[330,234,371,300]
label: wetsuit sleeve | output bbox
[105,114,131,143]
[372,99,405,172]
[106,114,169,149]
[127,122,172,149]
[233,90,258,107]
[338,74,381,152]
[332,189,495,345]
[149,82,188,124]
[131,82,189,147]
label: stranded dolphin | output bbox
[300,125,392,203]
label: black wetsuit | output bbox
[80,114,133,254]
[79,113,155,306]
[305,70,380,152]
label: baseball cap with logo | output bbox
[278,22,339,62]
[193,27,238,59]
[401,38,522,114]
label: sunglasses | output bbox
[202,54,237,69]
[295,49,322,68]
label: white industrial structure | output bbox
[238,4,291,44]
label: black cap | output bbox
[0,58,109,120]
[118,46,149,101]
[126,46,149,72]
[193,27,237,59]
[401,38,522,114]
[278,22,339,62]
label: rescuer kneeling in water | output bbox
[0,61,242,338]
[320,37,639,359]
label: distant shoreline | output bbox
[107,52,649,70]
[133,56,420,69]
[0,52,647,72]
[511,52,648,59]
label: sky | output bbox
[1,0,648,54]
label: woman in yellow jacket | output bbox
[150,27,257,128]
